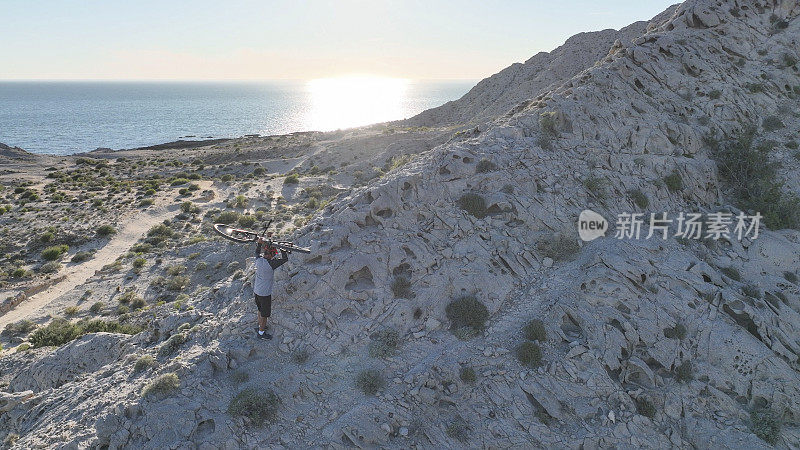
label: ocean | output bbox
[0,80,474,156]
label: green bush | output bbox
[762,115,784,132]
[630,189,649,209]
[232,195,248,208]
[664,172,683,192]
[663,323,687,340]
[635,397,656,418]
[139,198,155,207]
[64,306,79,317]
[459,366,476,383]
[356,369,384,395]
[284,173,300,185]
[29,318,82,347]
[230,370,250,383]
[10,267,29,278]
[15,343,30,353]
[165,264,185,276]
[446,416,470,442]
[784,271,798,283]
[96,224,116,237]
[674,360,693,383]
[750,409,781,444]
[391,276,412,299]
[133,257,147,269]
[42,244,69,261]
[215,211,240,225]
[142,373,180,398]
[90,302,105,314]
[457,193,487,219]
[368,329,399,358]
[170,178,189,186]
[720,266,741,282]
[713,127,800,229]
[537,235,579,261]
[292,348,310,364]
[446,296,489,336]
[709,89,722,99]
[166,275,189,291]
[238,215,256,228]
[71,251,93,263]
[228,388,281,426]
[516,341,542,368]
[2,319,37,337]
[158,333,187,356]
[134,355,156,372]
[39,261,62,274]
[475,159,496,173]
[29,318,142,348]
[523,319,547,342]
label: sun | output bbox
[306,76,410,131]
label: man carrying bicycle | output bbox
[253,233,289,340]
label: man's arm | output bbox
[269,250,288,270]
[255,240,263,258]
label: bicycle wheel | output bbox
[213,224,259,243]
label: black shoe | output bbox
[257,331,272,340]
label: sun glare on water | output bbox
[306,76,410,131]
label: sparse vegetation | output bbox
[158,333,187,356]
[516,341,542,368]
[459,366,476,383]
[41,244,69,261]
[475,159,496,173]
[284,173,300,185]
[369,329,400,358]
[762,115,784,132]
[537,234,579,261]
[39,261,62,274]
[446,416,470,442]
[630,189,649,209]
[663,323,687,340]
[228,388,281,426]
[90,302,105,314]
[2,319,37,338]
[29,318,141,348]
[709,89,722,99]
[712,127,800,229]
[446,296,489,338]
[635,397,656,419]
[215,211,240,225]
[64,306,79,317]
[356,369,384,395]
[663,171,683,192]
[720,266,741,282]
[142,372,180,398]
[523,319,547,342]
[71,251,93,263]
[134,355,156,372]
[457,193,487,219]
[674,360,693,383]
[292,348,310,364]
[96,224,116,237]
[391,276,412,298]
[750,409,781,444]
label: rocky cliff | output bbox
[2,0,800,448]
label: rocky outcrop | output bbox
[405,5,679,127]
[2,0,800,448]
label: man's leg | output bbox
[258,311,267,331]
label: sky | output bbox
[0,0,678,81]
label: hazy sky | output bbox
[1,0,677,80]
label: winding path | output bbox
[0,182,214,329]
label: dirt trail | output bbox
[0,182,215,329]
